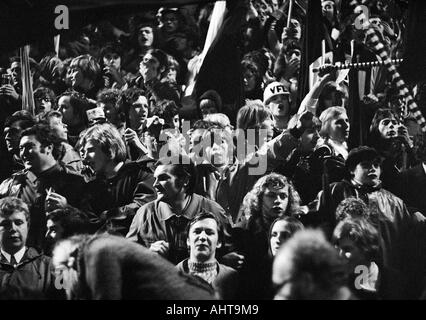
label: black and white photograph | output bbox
[0,0,426,309]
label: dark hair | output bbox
[145,49,169,77]
[186,210,224,246]
[99,42,124,60]
[151,100,179,126]
[150,80,180,106]
[346,146,381,173]
[156,155,196,194]
[34,87,57,109]
[367,108,399,149]
[47,206,90,239]
[4,110,35,129]
[0,197,30,222]
[21,124,61,159]
[199,90,222,113]
[58,90,91,126]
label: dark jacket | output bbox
[393,164,426,216]
[80,160,156,236]
[127,193,233,264]
[0,247,55,299]
[0,164,85,250]
[309,179,426,299]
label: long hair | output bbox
[240,173,301,220]
[319,106,347,139]
[78,123,127,164]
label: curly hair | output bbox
[240,173,301,220]
[335,197,369,222]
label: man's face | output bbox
[205,132,230,167]
[161,12,179,33]
[4,120,25,154]
[102,52,121,70]
[138,27,154,48]
[270,220,293,257]
[267,94,290,118]
[153,165,185,202]
[58,96,77,127]
[260,119,275,145]
[67,66,85,89]
[49,116,68,142]
[10,62,21,86]
[81,141,110,174]
[129,95,149,130]
[329,113,350,142]
[19,134,53,172]
[0,210,28,254]
[378,117,398,139]
[187,218,221,263]
[262,185,290,221]
[351,159,382,186]
[140,53,161,82]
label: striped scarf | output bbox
[350,1,426,132]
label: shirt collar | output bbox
[1,246,27,264]
[422,162,426,176]
[158,195,194,221]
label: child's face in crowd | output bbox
[67,66,84,89]
[351,159,382,186]
[378,117,398,139]
[267,94,290,118]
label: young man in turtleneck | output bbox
[176,210,238,300]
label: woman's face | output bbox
[270,220,294,257]
[378,117,398,139]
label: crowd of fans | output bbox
[1,0,426,300]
